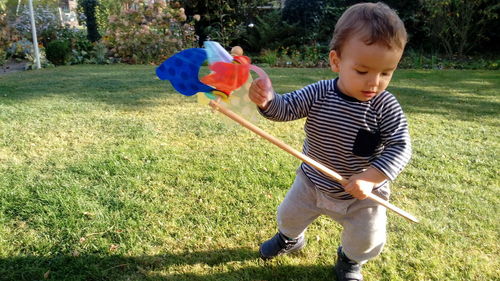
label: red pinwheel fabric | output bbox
[200,56,251,95]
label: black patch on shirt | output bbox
[352,129,381,157]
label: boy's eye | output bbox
[355,70,367,74]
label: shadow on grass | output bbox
[389,70,500,123]
[0,247,333,281]
[392,86,499,123]
[0,65,178,109]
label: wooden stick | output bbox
[209,100,419,223]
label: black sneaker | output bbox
[334,246,364,281]
[259,232,306,260]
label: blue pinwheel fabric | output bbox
[156,48,214,96]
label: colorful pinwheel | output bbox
[156,41,268,102]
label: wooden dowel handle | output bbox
[209,100,418,223]
[365,193,419,223]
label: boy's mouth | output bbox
[361,91,376,98]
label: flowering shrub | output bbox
[1,12,19,51]
[103,0,197,64]
[13,5,61,45]
[6,38,33,58]
[4,38,53,69]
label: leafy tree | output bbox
[281,0,324,45]
[421,0,499,57]
[179,0,270,47]
[319,0,499,56]
[318,0,425,49]
[98,0,125,15]
[79,0,101,42]
[240,9,299,53]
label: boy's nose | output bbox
[367,74,380,87]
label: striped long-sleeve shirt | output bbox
[261,78,412,200]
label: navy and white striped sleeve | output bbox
[372,93,412,180]
[260,81,328,122]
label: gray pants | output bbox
[277,168,389,264]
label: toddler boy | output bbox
[249,2,412,280]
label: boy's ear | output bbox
[329,50,340,73]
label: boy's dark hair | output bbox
[329,2,407,55]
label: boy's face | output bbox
[329,35,403,102]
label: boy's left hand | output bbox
[343,167,388,200]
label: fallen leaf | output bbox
[109,244,119,251]
[83,212,94,217]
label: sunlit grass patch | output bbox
[0,65,498,280]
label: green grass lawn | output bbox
[0,65,498,281]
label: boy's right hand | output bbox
[249,77,274,110]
